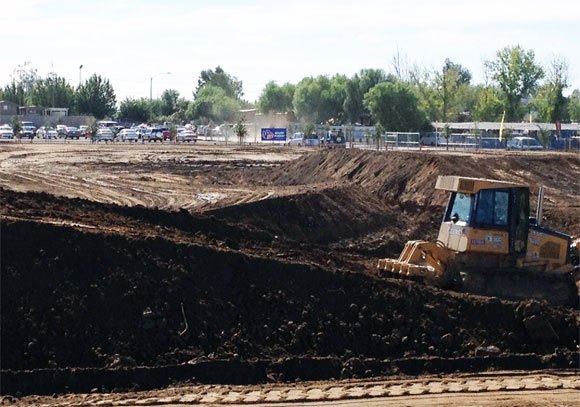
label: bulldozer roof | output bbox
[436,176,526,194]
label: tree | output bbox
[160,89,180,116]
[11,117,22,140]
[364,81,428,132]
[11,62,39,106]
[293,75,347,124]
[75,74,117,119]
[532,57,569,124]
[343,69,391,125]
[471,85,504,121]
[233,117,248,145]
[258,81,295,114]
[118,98,151,123]
[485,45,544,121]
[435,59,473,121]
[194,66,243,100]
[568,89,580,122]
[443,59,472,85]
[1,82,25,105]
[188,84,240,123]
[29,74,75,109]
[410,68,439,122]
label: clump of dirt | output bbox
[1,148,579,395]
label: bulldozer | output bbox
[377,176,579,307]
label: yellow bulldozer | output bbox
[377,176,579,307]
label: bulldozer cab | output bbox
[437,176,529,256]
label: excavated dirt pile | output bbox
[1,147,579,395]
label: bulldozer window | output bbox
[474,189,509,227]
[448,193,472,224]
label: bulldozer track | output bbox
[23,371,580,406]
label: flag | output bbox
[499,111,506,142]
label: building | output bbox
[434,122,580,138]
[0,100,18,116]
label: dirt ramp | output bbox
[207,185,400,244]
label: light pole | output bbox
[79,64,83,87]
[149,72,171,104]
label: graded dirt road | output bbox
[0,143,578,405]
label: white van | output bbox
[507,136,543,151]
[287,132,320,147]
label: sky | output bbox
[1,0,579,104]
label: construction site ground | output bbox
[0,143,579,406]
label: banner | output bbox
[499,111,506,142]
[261,128,287,141]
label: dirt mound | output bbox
[2,220,578,372]
[263,149,580,236]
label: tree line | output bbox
[2,46,579,131]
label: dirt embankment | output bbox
[1,147,579,395]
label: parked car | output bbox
[94,128,114,142]
[0,124,14,139]
[64,126,80,139]
[144,128,164,142]
[287,132,320,147]
[56,124,68,137]
[116,128,139,142]
[20,121,36,139]
[79,125,89,137]
[507,136,543,151]
[176,130,197,143]
[44,129,58,139]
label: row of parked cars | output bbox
[91,126,198,143]
[36,125,87,139]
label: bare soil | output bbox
[0,144,578,397]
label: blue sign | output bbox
[261,128,287,141]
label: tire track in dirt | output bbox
[14,372,580,406]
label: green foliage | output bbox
[118,98,151,123]
[11,117,22,135]
[75,74,117,119]
[434,59,473,121]
[189,84,240,123]
[411,70,439,122]
[233,117,248,144]
[568,90,580,122]
[258,81,295,113]
[443,59,472,85]
[485,45,544,121]
[1,82,25,105]
[343,69,392,124]
[531,58,569,123]
[195,66,243,100]
[160,89,180,116]
[364,81,428,132]
[302,123,315,136]
[29,75,75,109]
[293,75,348,124]
[536,126,552,147]
[471,85,504,121]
